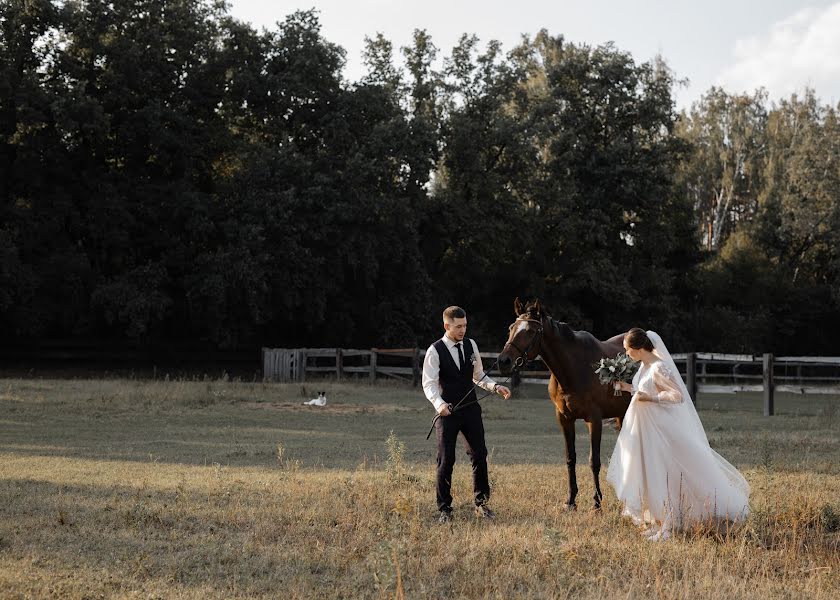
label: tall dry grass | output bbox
[0,378,837,598]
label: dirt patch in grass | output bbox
[242,401,423,414]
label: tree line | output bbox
[2,1,838,355]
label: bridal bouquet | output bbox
[594,353,638,395]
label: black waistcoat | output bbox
[433,338,477,406]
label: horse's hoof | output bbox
[564,503,577,512]
[591,505,602,512]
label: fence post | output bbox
[369,350,377,383]
[261,347,268,381]
[336,348,343,381]
[686,352,697,405]
[281,350,289,382]
[412,347,420,387]
[763,353,774,416]
[299,350,307,382]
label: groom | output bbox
[422,306,511,523]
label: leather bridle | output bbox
[502,317,544,369]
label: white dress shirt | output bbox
[422,336,499,413]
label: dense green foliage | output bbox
[2,1,839,353]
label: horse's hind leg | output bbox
[587,419,603,510]
[557,413,578,510]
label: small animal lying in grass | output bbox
[302,392,327,406]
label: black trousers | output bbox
[435,403,490,512]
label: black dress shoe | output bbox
[474,505,495,519]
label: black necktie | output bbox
[456,343,465,370]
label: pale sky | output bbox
[227,0,840,110]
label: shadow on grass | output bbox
[0,476,314,597]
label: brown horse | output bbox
[498,299,631,510]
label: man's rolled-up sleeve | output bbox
[422,346,447,412]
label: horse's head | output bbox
[498,297,547,375]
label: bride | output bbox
[606,328,750,541]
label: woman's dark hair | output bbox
[625,327,654,351]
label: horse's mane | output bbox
[545,315,602,350]
[523,303,596,345]
[522,304,573,338]
[548,316,575,340]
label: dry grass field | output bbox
[0,377,838,599]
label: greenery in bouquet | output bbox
[593,353,639,391]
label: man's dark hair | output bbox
[443,306,466,322]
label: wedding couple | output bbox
[422,307,750,539]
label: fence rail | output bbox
[261,347,840,416]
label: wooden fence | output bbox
[671,353,840,416]
[262,347,423,385]
[262,348,840,416]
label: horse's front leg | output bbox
[587,418,603,510]
[557,413,577,510]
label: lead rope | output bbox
[425,322,542,440]
[425,356,514,440]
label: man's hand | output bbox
[495,384,511,400]
[438,404,452,416]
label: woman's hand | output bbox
[614,381,633,393]
[633,391,653,402]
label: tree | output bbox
[686,89,840,353]
[676,88,768,250]
[422,33,534,340]
[508,34,692,341]
[0,0,85,336]
[757,92,840,284]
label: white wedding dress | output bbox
[606,332,750,535]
